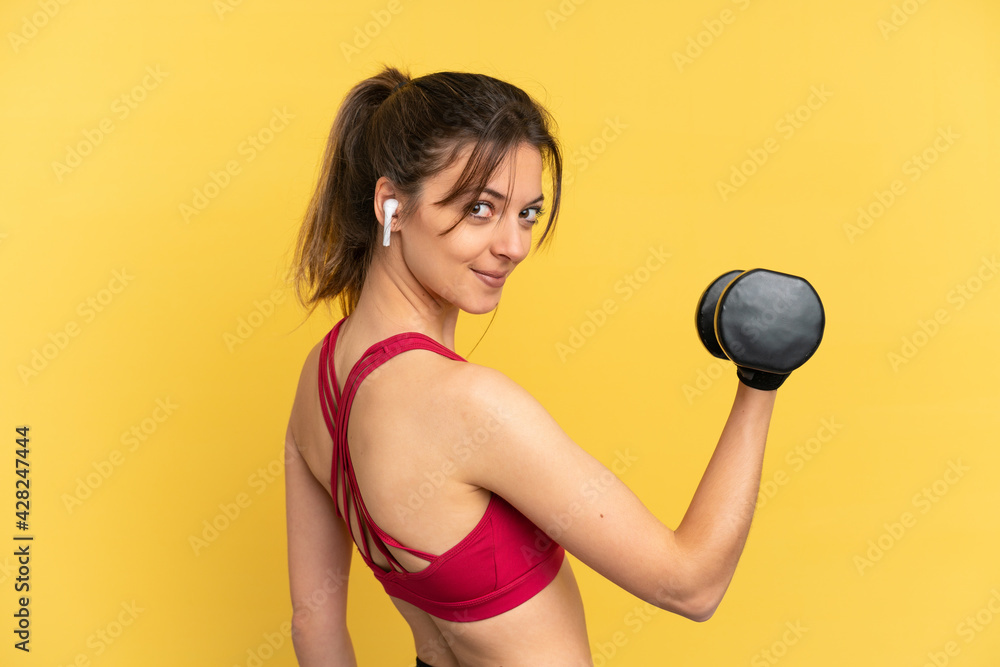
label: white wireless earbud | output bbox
[382,199,399,247]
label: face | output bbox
[394,142,545,315]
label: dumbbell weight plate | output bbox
[715,269,825,374]
[695,270,743,360]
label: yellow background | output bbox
[3,0,999,664]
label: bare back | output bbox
[288,324,593,666]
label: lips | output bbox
[472,268,508,288]
[473,269,507,279]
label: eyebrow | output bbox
[481,187,545,206]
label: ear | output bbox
[374,177,400,230]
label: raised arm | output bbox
[455,363,774,622]
[671,382,775,617]
[457,269,821,621]
[284,421,358,665]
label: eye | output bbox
[521,206,544,225]
[469,201,494,221]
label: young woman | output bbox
[284,66,776,667]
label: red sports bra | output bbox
[317,316,565,622]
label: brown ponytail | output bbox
[290,65,563,320]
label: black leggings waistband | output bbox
[416,658,435,667]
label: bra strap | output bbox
[325,327,468,573]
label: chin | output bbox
[462,297,501,315]
[457,287,502,315]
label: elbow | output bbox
[648,573,726,623]
[290,609,355,664]
[291,609,311,641]
[290,608,326,647]
[290,607,343,636]
[290,610,312,649]
[679,595,721,623]
[668,587,722,623]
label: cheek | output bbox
[434,226,492,268]
[398,216,497,292]
[400,231,471,289]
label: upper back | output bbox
[288,318,496,569]
[289,317,565,621]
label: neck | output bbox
[345,248,460,351]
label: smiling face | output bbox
[391,142,545,315]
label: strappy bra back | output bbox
[317,316,565,622]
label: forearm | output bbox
[675,382,776,603]
[291,617,357,667]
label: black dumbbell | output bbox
[695,269,825,390]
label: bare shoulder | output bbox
[444,363,589,490]
[425,361,538,437]
[287,338,325,446]
[353,358,530,470]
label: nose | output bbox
[490,210,531,265]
